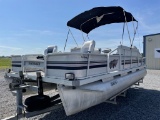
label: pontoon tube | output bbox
[58,69,147,116]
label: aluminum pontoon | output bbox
[4,6,146,119]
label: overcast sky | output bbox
[0,0,160,56]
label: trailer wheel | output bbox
[25,95,51,112]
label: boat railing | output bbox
[11,51,146,79]
[109,48,118,55]
[106,47,145,74]
[82,47,145,77]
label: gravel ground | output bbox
[0,69,160,120]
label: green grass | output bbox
[0,57,11,70]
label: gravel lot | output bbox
[0,69,160,120]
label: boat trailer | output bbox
[3,67,145,120]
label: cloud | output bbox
[13,33,31,37]
[135,8,160,35]
[0,45,22,50]
[26,29,62,36]
[0,46,22,56]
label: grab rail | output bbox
[107,47,144,73]
[10,50,145,78]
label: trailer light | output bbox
[65,73,75,80]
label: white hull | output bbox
[58,69,146,115]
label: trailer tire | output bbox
[25,95,51,112]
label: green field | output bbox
[0,57,11,69]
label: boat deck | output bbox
[7,65,146,87]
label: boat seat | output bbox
[102,48,111,53]
[71,47,101,54]
[81,40,95,53]
[93,48,101,54]
[70,40,96,53]
[44,45,58,55]
[70,47,81,53]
